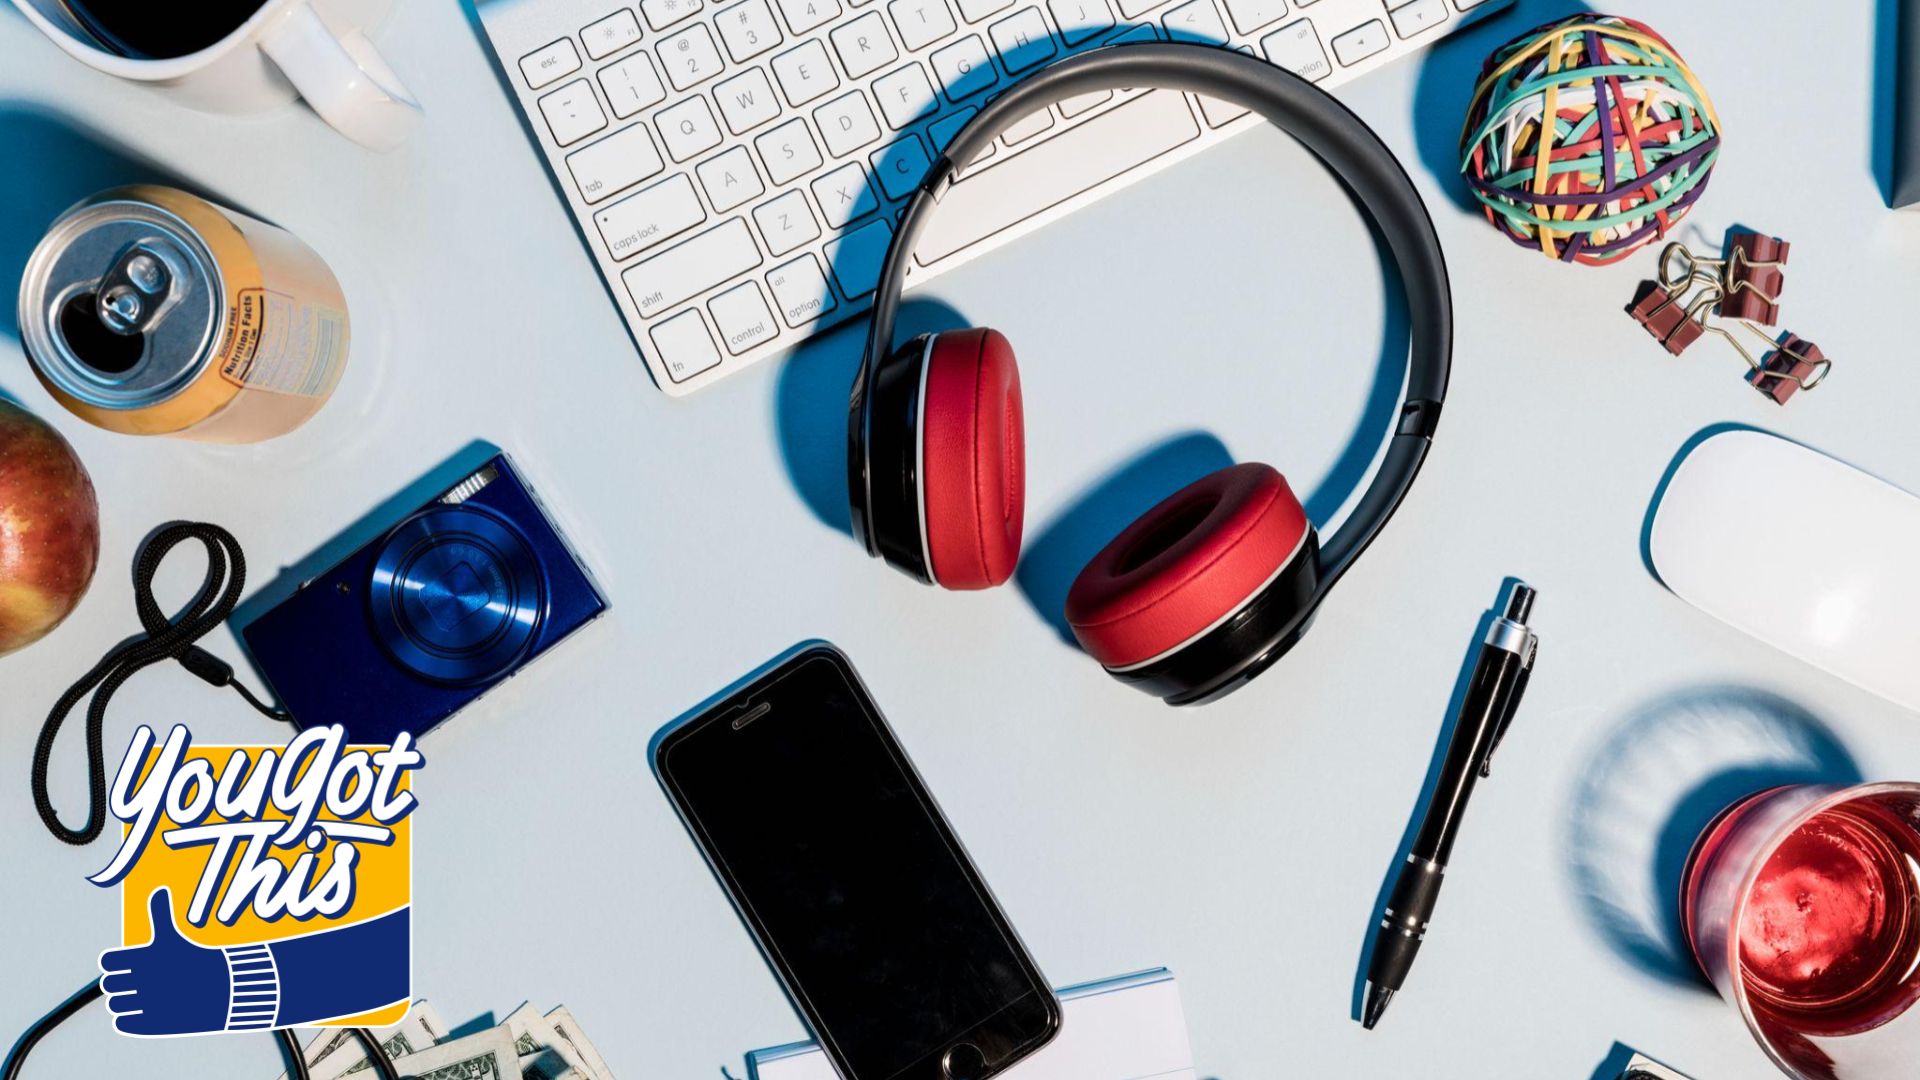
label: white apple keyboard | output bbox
[1649,429,1920,713]
[475,0,1512,395]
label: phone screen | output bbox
[659,651,1053,1080]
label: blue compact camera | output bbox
[244,453,607,743]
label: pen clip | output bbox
[1479,632,1536,779]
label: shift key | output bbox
[622,218,763,318]
[595,174,706,260]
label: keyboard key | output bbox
[697,145,767,209]
[931,36,997,101]
[1108,19,1157,39]
[753,189,822,254]
[1330,19,1388,65]
[594,173,706,257]
[823,218,892,298]
[955,0,1013,20]
[1001,107,1053,144]
[1197,92,1246,126]
[918,89,1197,263]
[1058,89,1111,117]
[870,134,931,198]
[600,54,667,116]
[709,280,780,353]
[641,0,703,29]
[929,106,990,161]
[830,12,899,78]
[521,38,582,88]
[755,118,823,183]
[1389,0,1447,37]
[815,91,883,156]
[872,63,937,128]
[1161,0,1227,43]
[567,123,665,202]
[988,9,1055,73]
[888,0,957,50]
[657,96,723,159]
[538,79,608,145]
[622,217,762,318]
[650,309,723,380]
[766,254,838,326]
[811,161,879,227]
[715,67,781,132]
[717,0,784,60]
[1220,0,1282,34]
[1047,0,1113,45]
[658,24,725,89]
[1260,19,1327,80]
[1114,0,1159,21]
[583,10,644,59]
[776,0,842,33]
[772,39,841,104]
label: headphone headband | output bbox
[853,42,1451,592]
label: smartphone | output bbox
[654,645,1060,1080]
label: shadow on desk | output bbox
[0,104,244,343]
[1561,685,1860,989]
[773,297,971,536]
[1409,0,1595,216]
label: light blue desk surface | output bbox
[3,2,1918,1077]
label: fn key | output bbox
[650,310,723,382]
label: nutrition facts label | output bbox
[218,288,349,398]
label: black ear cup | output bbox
[850,334,936,582]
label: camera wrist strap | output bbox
[30,521,292,847]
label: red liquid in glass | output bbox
[1739,801,1920,1035]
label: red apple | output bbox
[0,399,100,657]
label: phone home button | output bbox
[941,1043,986,1080]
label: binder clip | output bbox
[1660,232,1790,325]
[1628,238,1831,405]
[1630,283,1714,355]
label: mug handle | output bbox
[258,0,422,152]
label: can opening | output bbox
[58,292,144,376]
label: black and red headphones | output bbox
[849,44,1452,706]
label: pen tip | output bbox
[1361,985,1394,1030]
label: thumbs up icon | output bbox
[99,888,249,1036]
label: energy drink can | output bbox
[18,185,349,443]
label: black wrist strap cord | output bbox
[30,522,293,847]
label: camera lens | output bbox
[369,504,548,685]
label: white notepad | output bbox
[746,968,1196,1080]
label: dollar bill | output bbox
[543,1007,614,1080]
[504,1002,594,1080]
[287,1002,447,1080]
[388,1024,520,1080]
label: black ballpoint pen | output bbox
[1361,581,1539,1031]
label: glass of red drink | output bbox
[1683,783,1920,1080]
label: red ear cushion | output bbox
[921,328,1024,590]
[1065,463,1311,669]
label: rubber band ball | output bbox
[1460,14,1721,266]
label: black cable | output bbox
[29,522,293,846]
[1,983,98,1080]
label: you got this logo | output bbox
[91,724,421,1037]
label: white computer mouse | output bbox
[1649,428,1920,713]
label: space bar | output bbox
[915,90,1202,265]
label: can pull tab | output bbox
[95,243,183,336]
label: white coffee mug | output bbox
[10,0,422,151]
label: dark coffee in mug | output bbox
[59,0,268,59]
